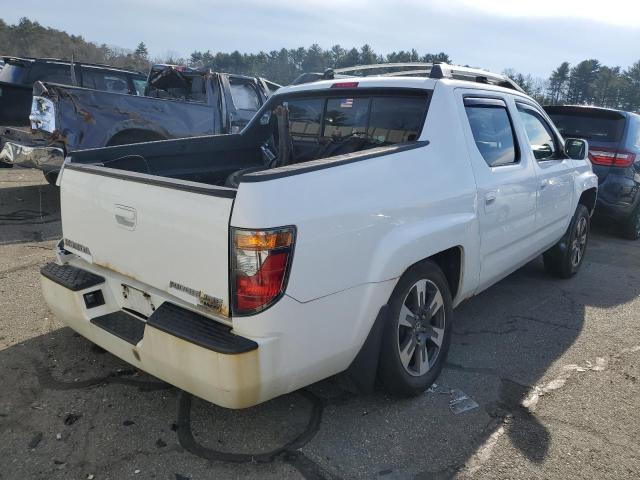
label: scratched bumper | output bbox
[40,256,280,409]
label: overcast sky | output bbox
[4,0,640,77]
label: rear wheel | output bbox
[543,204,590,278]
[378,261,453,397]
[620,205,640,240]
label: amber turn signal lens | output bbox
[234,230,294,251]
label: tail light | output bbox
[331,81,359,88]
[589,148,636,167]
[231,226,296,316]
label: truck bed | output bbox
[68,132,265,186]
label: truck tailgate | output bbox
[60,165,235,317]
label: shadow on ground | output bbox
[0,183,61,244]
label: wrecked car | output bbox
[0,64,279,184]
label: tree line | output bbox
[506,60,640,111]
[2,17,639,111]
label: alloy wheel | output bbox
[396,279,446,377]
[571,216,588,267]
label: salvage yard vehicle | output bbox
[0,64,279,185]
[545,105,640,240]
[0,56,146,126]
[0,56,146,179]
[40,63,598,409]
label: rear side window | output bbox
[464,97,518,167]
[546,110,626,143]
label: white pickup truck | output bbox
[41,64,598,409]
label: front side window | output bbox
[464,97,517,167]
[517,104,558,160]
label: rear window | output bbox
[285,94,428,164]
[82,69,131,94]
[0,62,29,84]
[547,110,626,143]
[229,79,261,111]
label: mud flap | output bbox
[346,304,389,393]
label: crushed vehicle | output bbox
[40,63,598,409]
[0,56,146,179]
[0,56,146,126]
[545,105,640,240]
[0,63,279,184]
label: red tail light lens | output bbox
[589,148,636,167]
[231,227,296,316]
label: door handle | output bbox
[540,180,548,190]
[114,204,137,230]
[485,192,497,204]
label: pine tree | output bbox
[547,62,570,104]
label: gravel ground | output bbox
[0,167,638,480]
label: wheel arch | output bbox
[578,187,597,216]
[106,128,167,147]
[346,245,464,392]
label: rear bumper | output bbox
[595,173,640,221]
[40,261,275,409]
[0,140,64,169]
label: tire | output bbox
[43,170,58,186]
[620,205,640,240]
[543,204,590,278]
[378,261,454,397]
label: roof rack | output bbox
[295,62,524,93]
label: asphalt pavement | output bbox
[0,168,638,479]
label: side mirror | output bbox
[565,138,589,161]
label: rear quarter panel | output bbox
[231,82,480,306]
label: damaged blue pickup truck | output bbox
[0,63,279,184]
